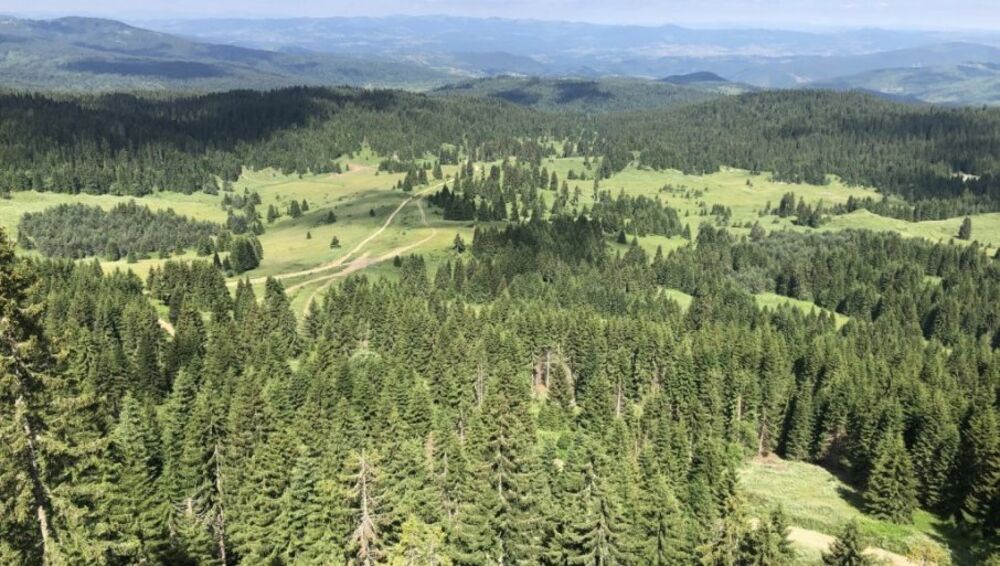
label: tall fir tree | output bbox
[863,433,918,523]
[821,522,873,566]
[0,228,57,564]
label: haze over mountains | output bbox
[3,14,1000,104]
[0,16,453,91]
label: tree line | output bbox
[17,201,221,260]
[5,88,1000,215]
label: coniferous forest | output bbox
[0,84,999,566]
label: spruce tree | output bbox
[863,433,918,523]
[821,521,873,566]
[176,381,230,564]
[564,440,631,565]
[782,378,814,461]
[959,404,1000,537]
[740,507,794,565]
[958,217,972,240]
[638,473,689,564]
[470,358,542,563]
[386,517,452,566]
[276,445,340,562]
[104,394,169,563]
[910,394,959,510]
[0,228,57,564]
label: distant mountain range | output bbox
[3,15,1000,105]
[0,16,455,91]
[136,16,1000,104]
[661,72,732,86]
[817,62,1000,106]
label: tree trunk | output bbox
[16,394,54,563]
[213,442,228,566]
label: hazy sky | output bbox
[4,0,1000,30]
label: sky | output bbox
[4,0,1000,30]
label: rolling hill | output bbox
[0,16,456,91]
[819,62,1000,106]
[433,75,750,112]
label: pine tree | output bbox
[959,404,1000,537]
[104,394,169,563]
[821,521,873,566]
[740,507,794,565]
[782,379,814,461]
[0,228,58,564]
[958,217,972,240]
[564,440,631,565]
[863,433,918,523]
[386,516,452,566]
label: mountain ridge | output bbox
[0,15,456,91]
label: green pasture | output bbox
[741,457,971,565]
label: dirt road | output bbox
[228,181,445,288]
[294,197,438,316]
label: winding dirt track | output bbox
[228,181,444,288]
[787,527,917,566]
[295,197,438,316]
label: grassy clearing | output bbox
[547,158,1000,255]
[3,151,470,292]
[824,209,1000,253]
[657,288,848,329]
[755,292,850,329]
[8,154,1000,309]
[660,288,694,311]
[601,165,880,225]
[741,457,973,565]
[544,159,882,235]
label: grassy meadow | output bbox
[5,151,1000,323]
[741,457,974,565]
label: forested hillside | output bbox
[1,83,999,565]
[4,87,1000,214]
[433,76,739,112]
[610,90,1000,216]
[2,214,999,564]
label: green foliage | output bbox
[228,235,263,274]
[864,434,919,523]
[4,84,1000,566]
[18,201,221,259]
[822,522,874,566]
[959,216,973,240]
